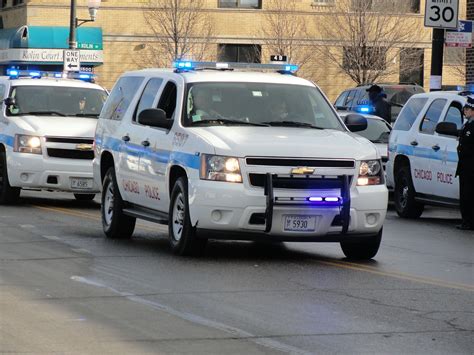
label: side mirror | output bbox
[435,122,459,137]
[4,97,15,107]
[344,113,368,132]
[138,108,173,130]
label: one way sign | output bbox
[63,50,81,72]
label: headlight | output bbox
[200,154,242,183]
[357,160,383,186]
[14,134,42,154]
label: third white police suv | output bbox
[387,91,467,218]
[93,61,388,259]
[0,70,107,204]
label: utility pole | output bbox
[68,0,77,50]
[430,28,444,92]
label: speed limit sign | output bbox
[425,0,459,30]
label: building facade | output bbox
[0,0,467,99]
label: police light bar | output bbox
[172,60,299,74]
[6,69,96,82]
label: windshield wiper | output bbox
[74,113,100,117]
[262,121,324,129]
[21,111,67,117]
[191,118,269,127]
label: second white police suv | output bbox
[387,91,467,218]
[93,61,388,259]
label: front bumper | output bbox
[189,175,387,241]
[7,153,99,193]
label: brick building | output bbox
[0,0,467,99]
[467,0,474,85]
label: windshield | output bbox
[183,82,344,130]
[6,85,108,118]
[355,117,391,143]
[357,86,424,107]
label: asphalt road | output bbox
[1,191,473,354]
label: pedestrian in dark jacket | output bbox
[367,84,391,124]
[456,96,474,230]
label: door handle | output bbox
[432,144,440,151]
[410,141,418,146]
[141,140,150,147]
[122,135,130,142]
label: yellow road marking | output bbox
[33,204,473,292]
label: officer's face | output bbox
[464,107,474,118]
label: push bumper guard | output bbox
[264,173,351,234]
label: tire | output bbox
[101,168,136,239]
[74,193,96,201]
[168,177,206,256]
[340,228,383,260]
[394,165,424,219]
[0,151,20,205]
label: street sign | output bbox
[424,0,459,30]
[446,20,473,48]
[63,49,81,72]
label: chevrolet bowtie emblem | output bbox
[291,167,315,175]
[76,143,93,151]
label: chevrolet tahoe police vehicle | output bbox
[93,61,388,259]
[0,70,107,204]
[387,92,466,218]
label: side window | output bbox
[443,102,463,130]
[393,97,428,131]
[133,78,163,122]
[335,91,349,108]
[101,76,144,121]
[157,81,177,119]
[420,99,447,135]
[344,90,358,108]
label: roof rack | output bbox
[172,60,299,75]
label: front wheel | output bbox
[101,168,136,239]
[74,193,96,201]
[340,228,382,260]
[0,151,20,205]
[394,166,424,219]
[168,177,206,256]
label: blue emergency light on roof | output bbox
[172,60,299,74]
[6,70,96,82]
[355,105,373,114]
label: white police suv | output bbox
[387,92,466,218]
[93,61,388,259]
[0,70,107,204]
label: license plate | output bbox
[70,178,93,190]
[283,215,316,232]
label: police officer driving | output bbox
[456,96,474,230]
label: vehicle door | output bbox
[411,98,448,196]
[99,76,144,202]
[138,80,179,212]
[431,99,464,201]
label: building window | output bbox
[444,47,465,66]
[342,46,386,71]
[400,48,424,86]
[218,44,261,63]
[218,0,262,9]
[13,0,24,5]
[1,1,7,9]
[409,0,420,13]
[351,0,420,13]
[311,0,335,5]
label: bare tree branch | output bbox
[137,0,215,68]
[314,0,423,85]
[261,0,314,69]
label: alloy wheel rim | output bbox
[103,182,115,226]
[400,182,409,209]
[172,192,185,241]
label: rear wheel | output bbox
[340,228,382,260]
[74,193,96,201]
[0,151,20,205]
[101,168,135,239]
[394,165,424,218]
[168,177,206,256]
